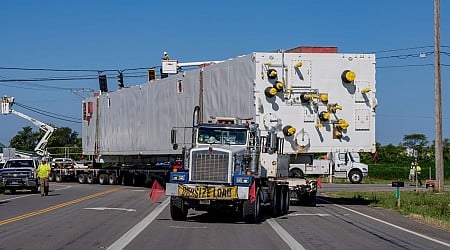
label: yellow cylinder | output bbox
[320,93,329,103]
[264,87,278,98]
[274,81,284,91]
[341,70,356,83]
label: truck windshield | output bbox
[5,160,34,168]
[197,127,247,145]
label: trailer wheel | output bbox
[170,196,188,221]
[98,174,107,185]
[55,173,63,183]
[108,174,117,185]
[349,170,363,184]
[87,173,96,184]
[243,189,261,223]
[289,169,304,179]
[77,174,87,184]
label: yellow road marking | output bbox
[0,186,124,226]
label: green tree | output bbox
[9,126,40,151]
[401,133,429,161]
[9,126,81,154]
[402,134,429,148]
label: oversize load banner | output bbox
[178,185,238,199]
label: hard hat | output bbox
[163,52,168,55]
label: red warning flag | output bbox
[317,178,323,189]
[249,181,256,203]
[149,180,165,203]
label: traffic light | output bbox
[118,71,124,88]
[148,68,156,81]
[98,74,108,92]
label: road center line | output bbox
[0,187,123,226]
[318,198,450,247]
[267,218,306,250]
[107,197,169,250]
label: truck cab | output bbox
[0,158,40,193]
[289,152,368,184]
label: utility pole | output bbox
[434,0,444,192]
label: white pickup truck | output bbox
[0,158,40,193]
[289,152,368,184]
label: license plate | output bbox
[178,185,238,199]
[11,182,18,185]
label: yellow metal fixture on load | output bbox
[337,119,349,130]
[282,125,296,136]
[274,81,284,92]
[328,103,343,113]
[300,93,319,103]
[334,130,343,139]
[320,93,329,103]
[267,69,278,79]
[361,87,371,94]
[295,61,303,68]
[341,70,356,83]
[264,87,278,98]
[319,111,330,122]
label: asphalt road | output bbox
[0,183,449,250]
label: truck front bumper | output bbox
[166,183,249,200]
[2,178,38,189]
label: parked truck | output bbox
[81,46,376,221]
[289,152,369,184]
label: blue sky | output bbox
[1,0,449,146]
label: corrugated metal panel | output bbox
[83,51,376,156]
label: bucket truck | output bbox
[1,96,55,157]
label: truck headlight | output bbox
[233,175,252,186]
[169,172,188,184]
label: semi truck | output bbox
[81,46,376,222]
[289,152,369,184]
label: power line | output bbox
[377,63,434,69]
[14,102,81,124]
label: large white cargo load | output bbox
[82,47,376,160]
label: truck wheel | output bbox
[48,172,55,182]
[243,189,261,223]
[108,174,117,185]
[87,173,96,184]
[271,185,282,217]
[281,185,290,215]
[78,174,87,184]
[170,196,188,221]
[55,173,63,182]
[98,174,107,185]
[289,169,304,178]
[349,170,363,184]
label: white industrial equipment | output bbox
[2,96,55,156]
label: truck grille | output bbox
[190,149,230,183]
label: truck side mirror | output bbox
[171,129,177,144]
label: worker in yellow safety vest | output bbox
[37,159,51,196]
[415,163,423,186]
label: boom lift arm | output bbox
[2,96,55,156]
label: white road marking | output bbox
[107,197,169,250]
[84,207,136,212]
[169,225,208,229]
[318,198,450,247]
[267,218,306,250]
[288,213,350,217]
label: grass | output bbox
[325,190,450,231]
